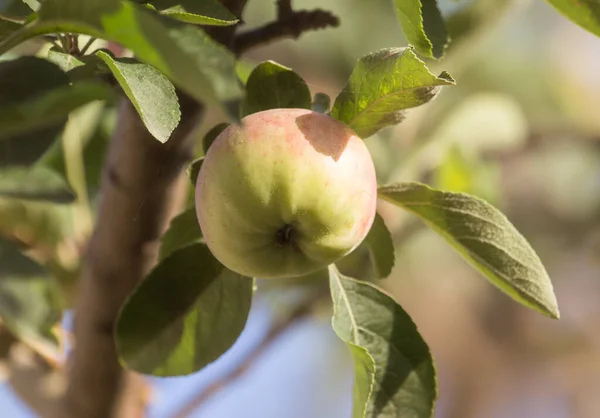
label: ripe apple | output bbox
[195,108,378,279]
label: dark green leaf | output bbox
[329,266,437,418]
[362,213,395,279]
[0,0,243,120]
[393,0,448,59]
[331,48,454,139]
[187,157,203,186]
[116,243,253,376]
[152,0,238,26]
[202,123,228,155]
[158,208,202,262]
[546,0,600,37]
[0,56,70,167]
[0,20,21,40]
[0,0,34,22]
[378,182,560,319]
[0,236,61,351]
[96,51,180,143]
[0,124,62,168]
[0,166,75,203]
[0,77,115,141]
[242,60,312,117]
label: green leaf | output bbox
[242,60,312,117]
[0,66,115,141]
[0,56,71,166]
[0,0,244,120]
[361,213,395,279]
[116,243,253,376]
[47,49,110,83]
[46,48,85,72]
[0,199,74,248]
[546,0,600,38]
[96,51,180,143]
[158,208,202,262]
[202,122,228,155]
[331,48,454,139]
[0,236,61,351]
[393,0,448,59]
[378,182,560,319]
[0,166,75,203]
[187,157,204,186]
[151,0,239,26]
[0,0,34,23]
[329,266,437,418]
[0,20,21,40]
[41,103,110,199]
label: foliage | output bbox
[2,0,595,416]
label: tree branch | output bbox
[233,8,339,56]
[56,0,252,416]
[56,94,200,418]
[171,292,327,418]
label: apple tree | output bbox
[0,0,597,417]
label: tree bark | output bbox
[56,1,251,416]
[56,96,200,418]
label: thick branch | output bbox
[56,94,200,418]
[56,0,252,414]
[233,9,339,55]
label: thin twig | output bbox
[171,292,327,418]
[58,34,68,53]
[79,37,97,56]
[233,8,339,56]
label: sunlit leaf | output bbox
[393,0,448,59]
[116,243,253,376]
[96,51,180,143]
[378,182,560,318]
[242,60,312,117]
[46,48,85,72]
[331,48,454,139]
[546,0,600,38]
[151,0,239,26]
[329,266,437,418]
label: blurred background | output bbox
[1,0,600,417]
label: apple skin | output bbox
[195,108,377,279]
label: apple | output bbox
[195,108,378,279]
